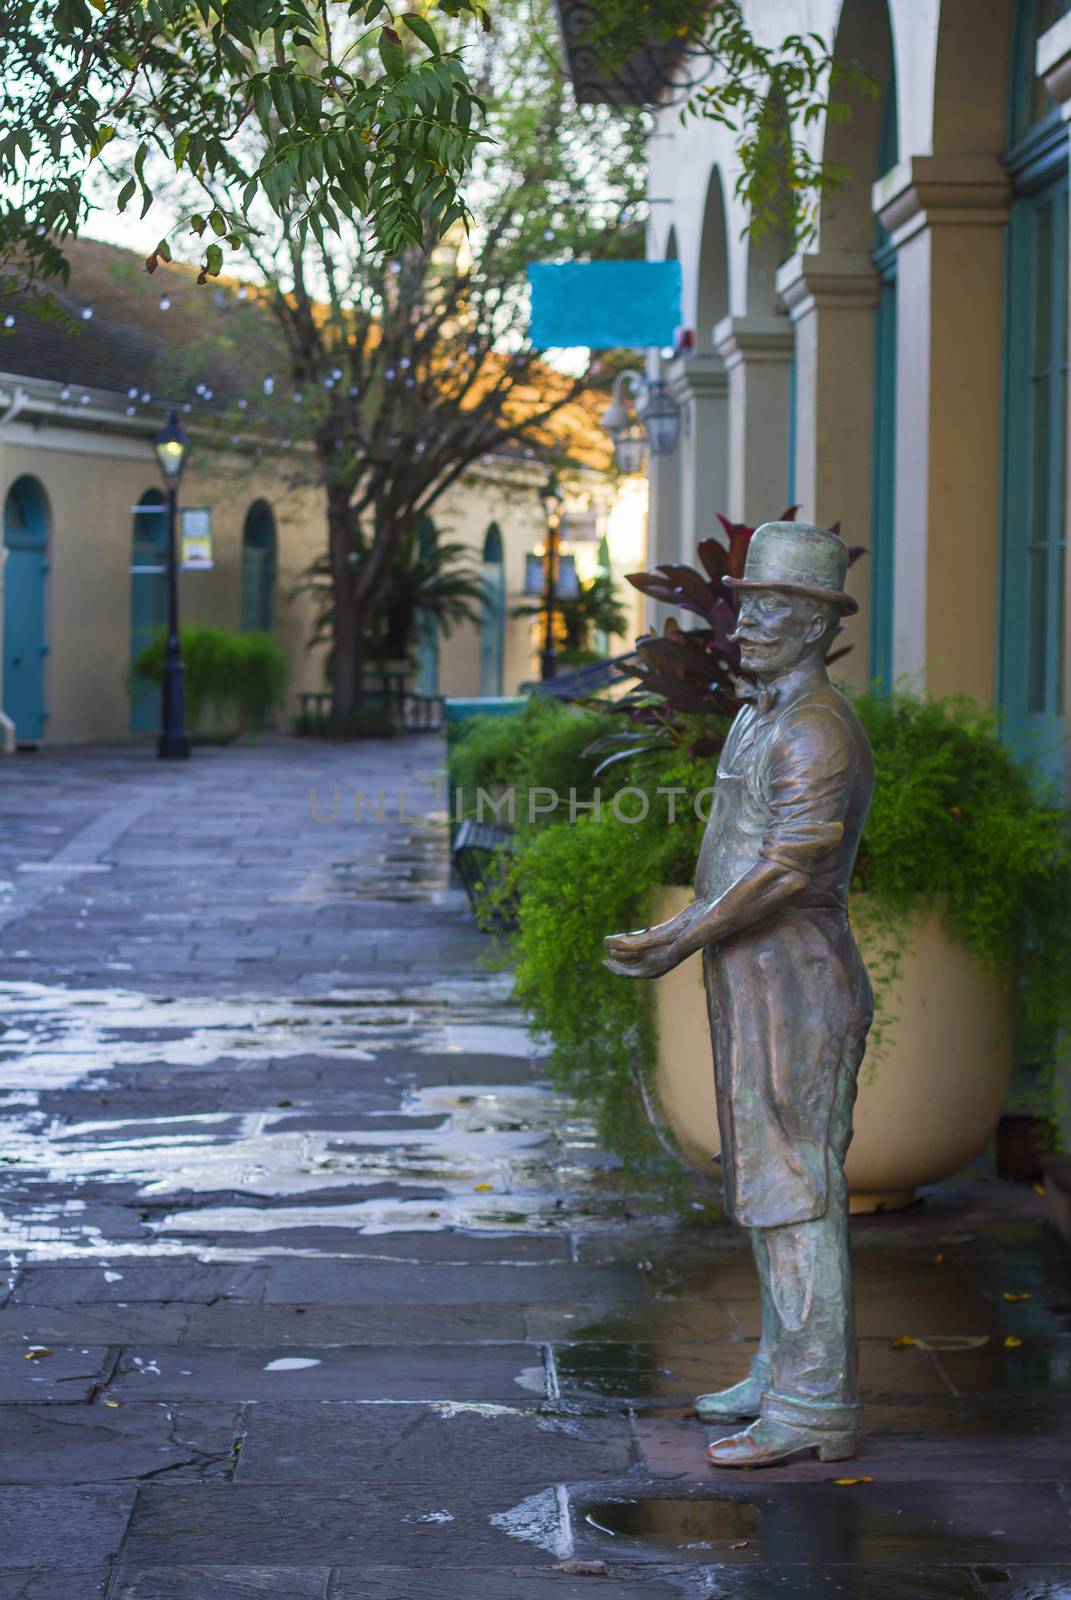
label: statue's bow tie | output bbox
[736,680,778,714]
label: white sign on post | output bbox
[180,507,213,570]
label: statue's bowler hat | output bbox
[724,521,858,615]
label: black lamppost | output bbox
[154,410,191,760]
[539,471,564,682]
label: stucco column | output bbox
[666,352,728,562]
[875,156,1010,701]
[776,253,879,687]
[713,314,794,527]
[1039,16,1071,797]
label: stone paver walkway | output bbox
[0,736,1069,1599]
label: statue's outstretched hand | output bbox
[603,924,685,980]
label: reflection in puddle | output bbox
[0,978,628,1261]
[584,1497,754,1549]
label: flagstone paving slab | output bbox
[0,1344,112,1403]
[177,1300,530,1345]
[109,1570,331,1600]
[263,1259,651,1305]
[11,1264,269,1307]
[0,1485,136,1568]
[329,1568,685,1599]
[234,1400,634,1483]
[107,1342,543,1401]
[0,1403,239,1483]
[0,1568,110,1600]
[114,1482,560,1566]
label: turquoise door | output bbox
[413,516,439,695]
[241,500,276,631]
[869,66,899,689]
[3,476,49,742]
[479,522,505,696]
[1000,172,1068,783]
[130,490,168,734]
[869,255,897,687]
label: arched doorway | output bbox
[413,515,439,696]
[999,0,1069,782]
[3,475,49,741]
[479,522,505,696]
[130,488,167,734]
[241,500,277,632]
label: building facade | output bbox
[0,241,639,745]
[624,0,1070,792]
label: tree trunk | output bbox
[327,483,361,727]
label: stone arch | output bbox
[696,167,730,349]
[819,0,897,254]
[931,0,1015,158]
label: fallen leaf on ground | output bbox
[24,1348,53,1361]
[835,1477,874,1486]
[915,1335,989,1352]
[933,1253,944,1264]
[728,1540,749,1549]
[474,1183,494,1192]
[1004,1335,1023,1348]
[103,1399,121,1408]
[1035,1183,1046,1197]
[1002,1291,1032,1302]
[889,1334,917,1349]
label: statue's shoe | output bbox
[706,1417,858,1469]
[693,1377,764,1423]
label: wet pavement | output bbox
[0,736,1069,1599]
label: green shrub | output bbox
[505,691,1071,1168]
[451,697,640,830]
[131,627,288,736]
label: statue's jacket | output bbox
[696,681,874,1230]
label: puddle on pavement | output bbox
[583,1497,756,1551]
[552,1341,691,1401]
[0,979,630,1260]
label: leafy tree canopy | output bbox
[0,0,488,298]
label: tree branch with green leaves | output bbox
[0,0,489,300]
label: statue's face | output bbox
[730,589,832,679]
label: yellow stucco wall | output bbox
[0,415,633,742]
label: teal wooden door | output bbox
[869,257,897,687]
[241,500,276,631]
[413,516,439,695]
[999,169,1069,784]
[3,476,49,742]
[479,522,505,695]
[869,65,899,689]
[130,490,168,734]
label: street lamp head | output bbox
[154,409,190,481]
[614,424,647,475]
[639,380,682,456]
[600,396,631,438]
[539,469,564,516]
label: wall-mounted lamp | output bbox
[600,370,682,471]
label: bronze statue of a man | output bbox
[605,521,874,1469]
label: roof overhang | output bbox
[554,0,685,105]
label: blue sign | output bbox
[528,260,682,350]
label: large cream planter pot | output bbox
[648,887,1014,1214]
